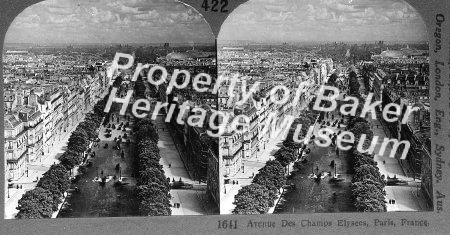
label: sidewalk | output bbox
[220,124,288,214]
[4,119,83,219]
[156,120,195,185]
[154,116,207,215]
[357,73,427,212]
[369,117,425,211]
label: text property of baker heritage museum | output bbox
[104,52,414,160]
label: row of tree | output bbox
[16,98,108,219]
[233,160,286,214]
[232,104,321,214]
[281,109,320,164]
[348,71,360,95]
[348,111,387,212]
[16,164,71,219]
[133,118,172,216]
[61,99,108,169]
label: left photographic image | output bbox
[3,0,219,219]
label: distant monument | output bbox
[345,49,351,58]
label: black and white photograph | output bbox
[2,0,450,234]
[3,0,219,219]
[217,0,433,215]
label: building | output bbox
[5,114,28,180]
[16,106,44,163]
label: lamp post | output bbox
[7,186,10,198]
[26,167,28,177]
[224,181,227,194]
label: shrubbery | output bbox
[348,119,386,212]
[233,105,320,215]
[233,160,286,214]
[134,117,171,216]
[16,97,108,219]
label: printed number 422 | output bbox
[202,0,229,12]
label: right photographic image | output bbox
[217,0,433,215]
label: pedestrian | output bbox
[169,163,171,168]
[383,160,386,165]
[236,181,238,184]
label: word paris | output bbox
[104,53,413,159]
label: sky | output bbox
[219,0,428,43]
[5,0,215,44]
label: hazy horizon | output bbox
[218,39,428,45]
[5,0,215,44]
[219,0,428,43]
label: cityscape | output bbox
[217,0,433,214]
[3,0,219,219]
[3,0,434,219]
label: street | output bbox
[58,114,139,218]
[4,116,84,219]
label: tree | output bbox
[112,76,123,88]
[347,117,368,130]
[253,160,286,190]
[133,116,170,217]
[78,120,98,140]
[138,168,169,189]
[16,188,55,219]
[350,122,373,142]
[93,100,107,117]
[233,184,273,215]
[68,129,89,153]
[59,150,83,170]
[85,112,103,127]
[353,151,375,168]
[328,73,338,86]
[135,124,159,143]
[274,146,296,167]
[353,164,384,186]
[137,138,160,158]
[352,181,386,212]
[139,157,163,171]
[139,200,171,216]
[37,164,71,197]
[136,183,170,204]
[134,76,147,99]
[253,172,283,194]
[283,116,313,147]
